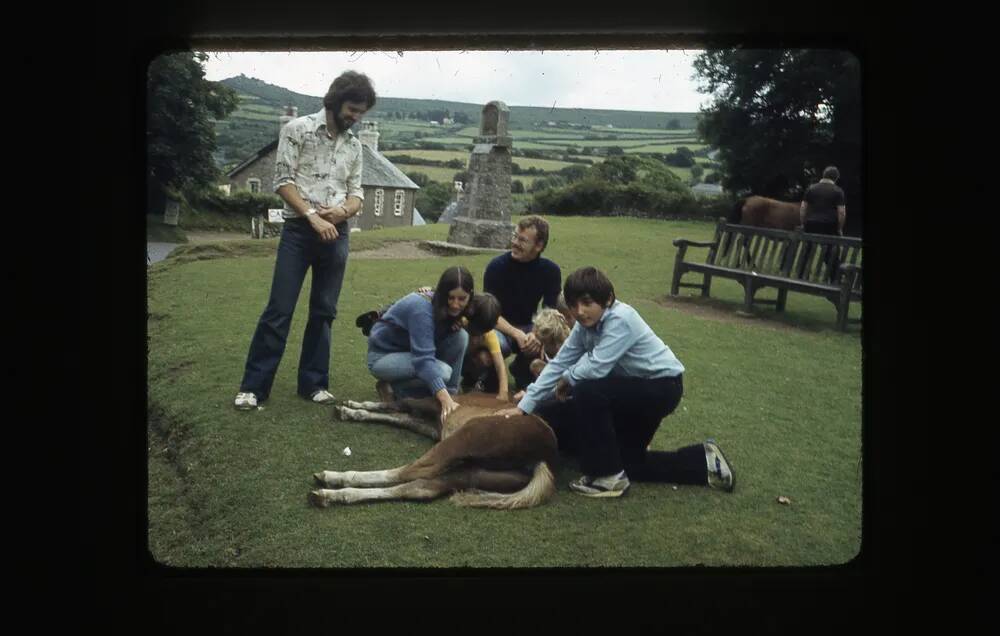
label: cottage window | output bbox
[374,188,384,216]
[247,178,262,194]
[393,191,405,216]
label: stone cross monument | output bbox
[446,101,515,249]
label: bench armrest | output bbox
[672,238,717,248]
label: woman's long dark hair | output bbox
[431,265,475,324]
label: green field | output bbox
[624,143,710,154]
[399,164,544,190]
[148,216,862,568]
[382,149,470,163]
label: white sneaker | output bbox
[234,392,258,410]
[705,440,735,492]
[568,472,631,498]
[310,389,337,405]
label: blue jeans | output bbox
[240,218,349,401]
[367,328,469,398]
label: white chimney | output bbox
[279,105,298,132]
[359,120,379,152]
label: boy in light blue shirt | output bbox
[498,267,736,498]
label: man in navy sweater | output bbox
[483,215,562,391]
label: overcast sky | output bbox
[200,50,712,113]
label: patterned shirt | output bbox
[517,300,685,414]
[273,109,365,220]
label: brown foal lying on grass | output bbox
[309,393,558,509]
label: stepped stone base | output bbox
[418,240,507,257]
[446,216,514,250]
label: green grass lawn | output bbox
[147,216,862,568]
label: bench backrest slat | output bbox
[702,219,861,285]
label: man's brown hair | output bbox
[323,71,377,111]
[517,215,550,250]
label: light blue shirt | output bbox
[517,300,684,414]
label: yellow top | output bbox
[460,317,502,355]
[483,329,501,355]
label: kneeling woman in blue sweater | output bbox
[497,266,735,497]
[367,266,498,423]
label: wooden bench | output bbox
[670,218,863,331]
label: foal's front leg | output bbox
[309,478,452,506]
[335,405,441,440]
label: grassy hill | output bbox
[213,75,703,173]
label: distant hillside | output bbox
[212,75,701,170]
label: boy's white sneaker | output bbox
[234,392,258,410]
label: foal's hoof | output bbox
[307,490,329,508]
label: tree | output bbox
[147,51,240,214]
[405,171,430,188]
[691,164,705,181]
[414,181,453,222]
[693,49,861,225]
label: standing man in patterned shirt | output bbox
[235,71,375,410]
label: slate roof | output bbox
[361,144,419,190]
[226,140,278,178]
[438,200,461,224]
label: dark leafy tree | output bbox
[414,181,454,221]
[693,49,861,226]
[147,51,240,214]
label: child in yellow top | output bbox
[421,285,508,400]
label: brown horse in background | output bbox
[730,195,800,230]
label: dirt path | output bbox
[184,231,252,243]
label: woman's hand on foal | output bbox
[439,396,460,424]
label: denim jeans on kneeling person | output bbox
[367,328,469,399]
[239,217,350,402]
[493,324,537,390]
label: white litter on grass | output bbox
[257,406,264,411]
[672,486,678,491]
[342,447,352,456]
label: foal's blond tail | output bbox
[449,462,556,510]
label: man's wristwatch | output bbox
[305,208,318,217]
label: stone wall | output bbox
[229,152,276,193]
[354,187,413,231]
[462,146,513,221]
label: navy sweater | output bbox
[483,252,562,327]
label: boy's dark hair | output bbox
[466,293,501,336]
[432,265,474,323]
[323,71,377,112]
[563,266,616,308]
[821,165,840,181]
[517,215,550,250]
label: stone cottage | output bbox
[226,108,420,231]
